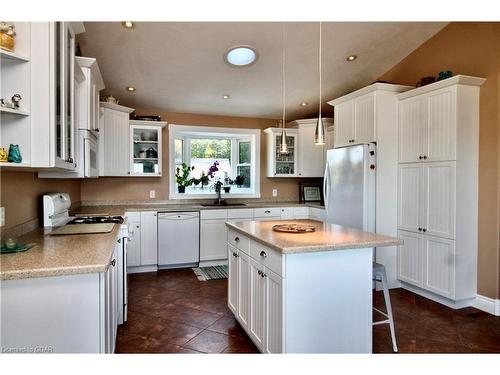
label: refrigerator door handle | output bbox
[323,163,329,214]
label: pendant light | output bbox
[315,21,325,145]
[279,23,288,154]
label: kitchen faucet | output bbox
[214,180,225,205]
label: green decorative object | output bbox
[1,242,35,254]
[7,144,22,163]
[199,171,209,189]
[175,163,194,193]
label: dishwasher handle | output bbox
[158,212,199,221]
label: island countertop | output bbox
[225,219,402,254]
[0,225,121,281]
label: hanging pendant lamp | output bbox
[279,23,288,154]
[315,21,325,145]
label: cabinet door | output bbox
[200,219,228,261]
[126,220,141,267]
[398,164,423,233]
[102,109,130,176]
[297,124,324,177]
[249,258,265,351]
[423,162,456,239]
[111,244,119,353]
[423,235,455,299]
[140,212,158,266]
[273,133,298,177]
[280,207,294,220]
[264,269,282,354]
[425,88,456,161]
[237,251,250,330]
[227,245,238,315]
[397,230,423,287]
[399,97,426,163]
[334,101,354,147]
[353,93,375,144]
[131,125,162,176]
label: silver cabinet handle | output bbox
[260,250,267,258]
[234,237,240,242]
[264,210,271,214]
[111,259,116,267]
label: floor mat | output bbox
[192,265,228,281]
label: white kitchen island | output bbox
[225,219,402,353]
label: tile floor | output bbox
[116,269,500,354]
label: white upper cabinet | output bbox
[397,163,423,232]
[398,97,426,163]
[130,120,166,177]
[75,57,105,135]
[264,128,298,177]
[328,83,411,149]
[99,102,134,176]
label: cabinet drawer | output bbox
[254,207,281,219]
[280,207,294,219]
[250,241,284,277]
[293,206,309,219]
[200,209,228,220]
[228,208,254,219]
[228,230,250,254]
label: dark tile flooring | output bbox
[116,269,500,354]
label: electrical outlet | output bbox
[149,190,156,199]
[272,189,278,197]
[0,207,5,227]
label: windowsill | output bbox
[169,192,261,200]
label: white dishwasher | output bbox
[158,211,200,268]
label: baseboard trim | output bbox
[400,282,474,309]
[474,294,500,316]
[198,260,228,267]
[127,265,158,274]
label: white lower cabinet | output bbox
[200,210,229,262]
[140,212,158,266]
[237,251,250,330]
[249,258,266,350]
[227,244,239,314]
[125,211,158,271]
[264,268,283,354]
[397,230,423,287]
[104,245,118,353]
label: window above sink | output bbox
[168,125,261,200]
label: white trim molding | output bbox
[474,294,500,316]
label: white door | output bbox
[126,220,141,267]
[398,163,423,233]
[102,109,130,176]
[237,251,250,330]
[425,88,456,162]
[397,230,423,287]
[334,101,354,147]
[353,93,375,144]
[249,258,265,351]
[200,219,228,261]
[227,245,238,315]
[423,162,456,239]
[264,268,282,354]
[399,97,426,163]
[140,212,157,266]
[423,235,456,299]
[297,124,324,177]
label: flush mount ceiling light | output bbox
[223,94,230,99]
[225,46,258,67]
[122,21,134,29]
[126,86,136,92]
[300,102,309,107]
[346,54,357,61]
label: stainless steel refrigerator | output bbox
[323,144,376,231]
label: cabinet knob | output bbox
[422,228,427,232]
[232,252,238,257]
[264,210,271,214]
[136,225,140,229]
[234,237,240,242]
[299,173,302,176]
[423,155,428,160]
[257,270,262,276]
[95,128,100,132]
[111,259,116,267]
[259,250,267,258]
[419,156,423,160]
[418,227,422,231]
[261,272,266,278]
[117,238,121,243]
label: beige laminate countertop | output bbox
[0,225,121,281]
[226,220,402,254]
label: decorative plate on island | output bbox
[272,223,316,233]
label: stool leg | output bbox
[381,270,398,352]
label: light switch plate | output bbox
[272,189,278,197]
[0,207,5,227]
[149,190,156,199]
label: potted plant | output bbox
[175,163,194,193]
[234,175,245,188]
[199,171,209,189]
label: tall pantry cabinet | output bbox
[396,75,485,306]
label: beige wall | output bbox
[81,111,317,202]
[0,171,81,231]
[378,22,500,299]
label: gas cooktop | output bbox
[67,215,124,225]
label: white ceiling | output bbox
[78,22,447,120]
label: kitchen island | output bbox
[225,219,402,353]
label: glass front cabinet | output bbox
[264,128,298,177]
[129,120,167,176]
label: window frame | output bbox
[169,124,261,199]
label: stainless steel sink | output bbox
[200,203,247,207]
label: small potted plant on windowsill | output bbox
[175,163,194,193]
[199,171,209,190]
[234,175,245,188]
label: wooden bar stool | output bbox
[373,262,398,352]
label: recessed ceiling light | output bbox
[223,95,230,99]
[122,21,134,29]
[225,46,258,67]
[346,54,357,61]
[300,102,309,107]
[126,86,136,92]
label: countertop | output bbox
[226,220,402,254]
[0,225,121,281]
